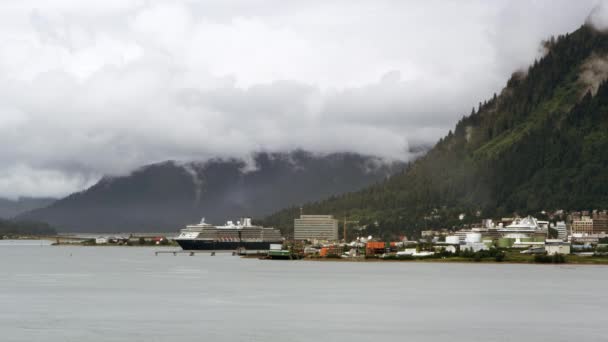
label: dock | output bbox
[154,250,237,256]
[237,249,269,256]
[154,249,271,257]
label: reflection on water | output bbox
[1,245,607,342]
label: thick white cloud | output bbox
[0,0,601,198]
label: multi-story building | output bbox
[592,210,608,233]
[294,215,339,241]
[593,218,608,233]
[571,216,594,234]
[555,221,568,240]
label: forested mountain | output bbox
[263,24,608,239]
[18,151,403,233]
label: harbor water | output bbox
[1,242,607,341]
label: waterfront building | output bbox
[434,245,457,253]
[294,215,339,241]
[397,248,435,257]
[592,211,608,233]
[571,216,594,234]
[465,232,482,243]
[555,221,568,240]
[95,237,108,244]
[460,242,488,252]
[445,235,460,244]
[593,219,608,233]
[453,229,469,242]
[453,227,500,242]
[545,239,571,255]
[482,228,501,240]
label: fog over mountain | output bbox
[19,151,405,232]
[0,197,56,219]
[0,1,605,199]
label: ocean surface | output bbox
[1,241,607,342]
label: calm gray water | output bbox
[1,242,607,342]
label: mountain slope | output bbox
[19,151,404,232]
[0,197,56,219]
[263,24,608,238]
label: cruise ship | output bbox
[174,217,283,250]
[497,216,547,238]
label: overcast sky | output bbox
[0,0,604,199]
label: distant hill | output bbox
[0,197,56,219]
[18,151,405,233]
[0,219,56,236]
[263,24,608,239]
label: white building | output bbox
[434,245,457,253]
[555,221,568,240]
[545,239,571,255]
[465,232,482,243]
[95,237,108,244]
[397,249,435,257]
[294,215,339,241]
[445,235,460,244]
[460,242,488,252]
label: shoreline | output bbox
[6,238,608,266]
[293,257,608,266]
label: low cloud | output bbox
[0,0,599,198]
[588,2,608,31]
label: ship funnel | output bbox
[200,217,206,224]
[244,218,252,227]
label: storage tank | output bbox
[445,235,460,244]
[465,232,482,243]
